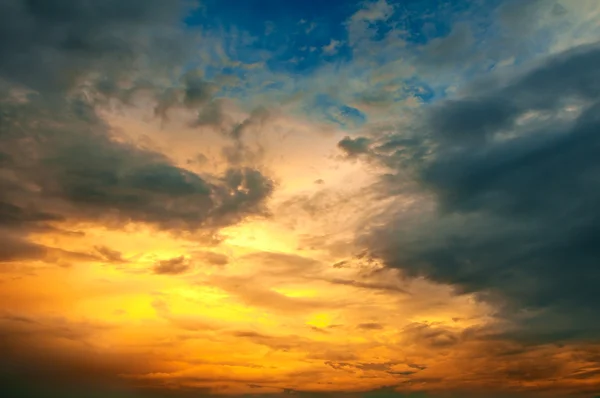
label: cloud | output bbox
[418,23,475,67]
[0,2,278,393]
[350,0,394,24]
[151,298,217,331]
[154,69,222,126]
[325,278,409,295]
[401,322,461,349]
[0,0,193,93]
[95,245,126,263]
[0,201,63,229]
[338,136,372,158]
[0,0,275,237]
[193,251,229,266]
[239,251,322,277]
[0,230,100,266]
[0,312,200,398]
[0,231,47,262]
[153,256,191,275]
[357,322,384,330]
[322,39,342,55]
[355,41,600,344]
[209,275,329,314]
[2,93,275,231]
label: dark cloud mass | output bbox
[0,0,274,240]
[359,42,600,343]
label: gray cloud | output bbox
[418,23,474,67]
[154,69,221,125]
[0,0,190,94]
[412,0,570,78]
[0,201,63,228]
[1,96,273,232]
[356,42,600,344]
[0,0,274,237]
[338,136,371,158]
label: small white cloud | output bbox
[350,0,394,23]
[346,0,395,48]
[322,39,342,55]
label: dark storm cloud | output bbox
[0,0,274,235]
[357,42,600,343]
[428,42,600,146]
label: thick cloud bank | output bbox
[360,42,600,343]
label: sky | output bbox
[1,0,600,397]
